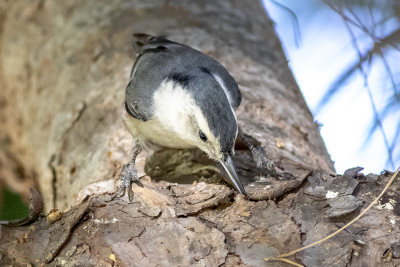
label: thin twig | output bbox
[378,50,400,98]
[270,0,302,47]
[265,168,400,265]
[266,257,304,267]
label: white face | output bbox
[152,80,225,161]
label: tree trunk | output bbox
[2,1,398,266]
[0,0,333,210]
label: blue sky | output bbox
[263,0,400,174]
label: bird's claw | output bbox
[250,145,279,177]
[254,150,295,181]
[108,162,143,202]
[258,157,277,176]
[113,184,135,202]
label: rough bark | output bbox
[3,1,398,267]
[1,170,399,266]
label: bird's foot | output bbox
[237,130,295,181]
[245,144,294,180]
[250,145,278,176]
[251,146,295,181]
[109,162,143,202]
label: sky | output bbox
[263,0,400,174]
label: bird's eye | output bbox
[199,130,208,142]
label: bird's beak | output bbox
[220,155,247,195]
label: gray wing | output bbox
[125,35,172,121]
[125,34,242,121]
[196,60,241,109]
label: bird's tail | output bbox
[132,33,168,52]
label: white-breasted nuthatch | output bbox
[118,34,246,200]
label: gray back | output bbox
[125,36,240,152]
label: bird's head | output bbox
[152,74,246,194]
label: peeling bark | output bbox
[1,171,399,266]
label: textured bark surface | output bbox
[1,171,399,266]
[4,1,399,267]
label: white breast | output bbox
[123,113,195,149]
[123,80,205,149]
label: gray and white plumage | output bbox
[123,34,245,194]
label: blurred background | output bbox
[1,0,399,220]
[263,0,400,174]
